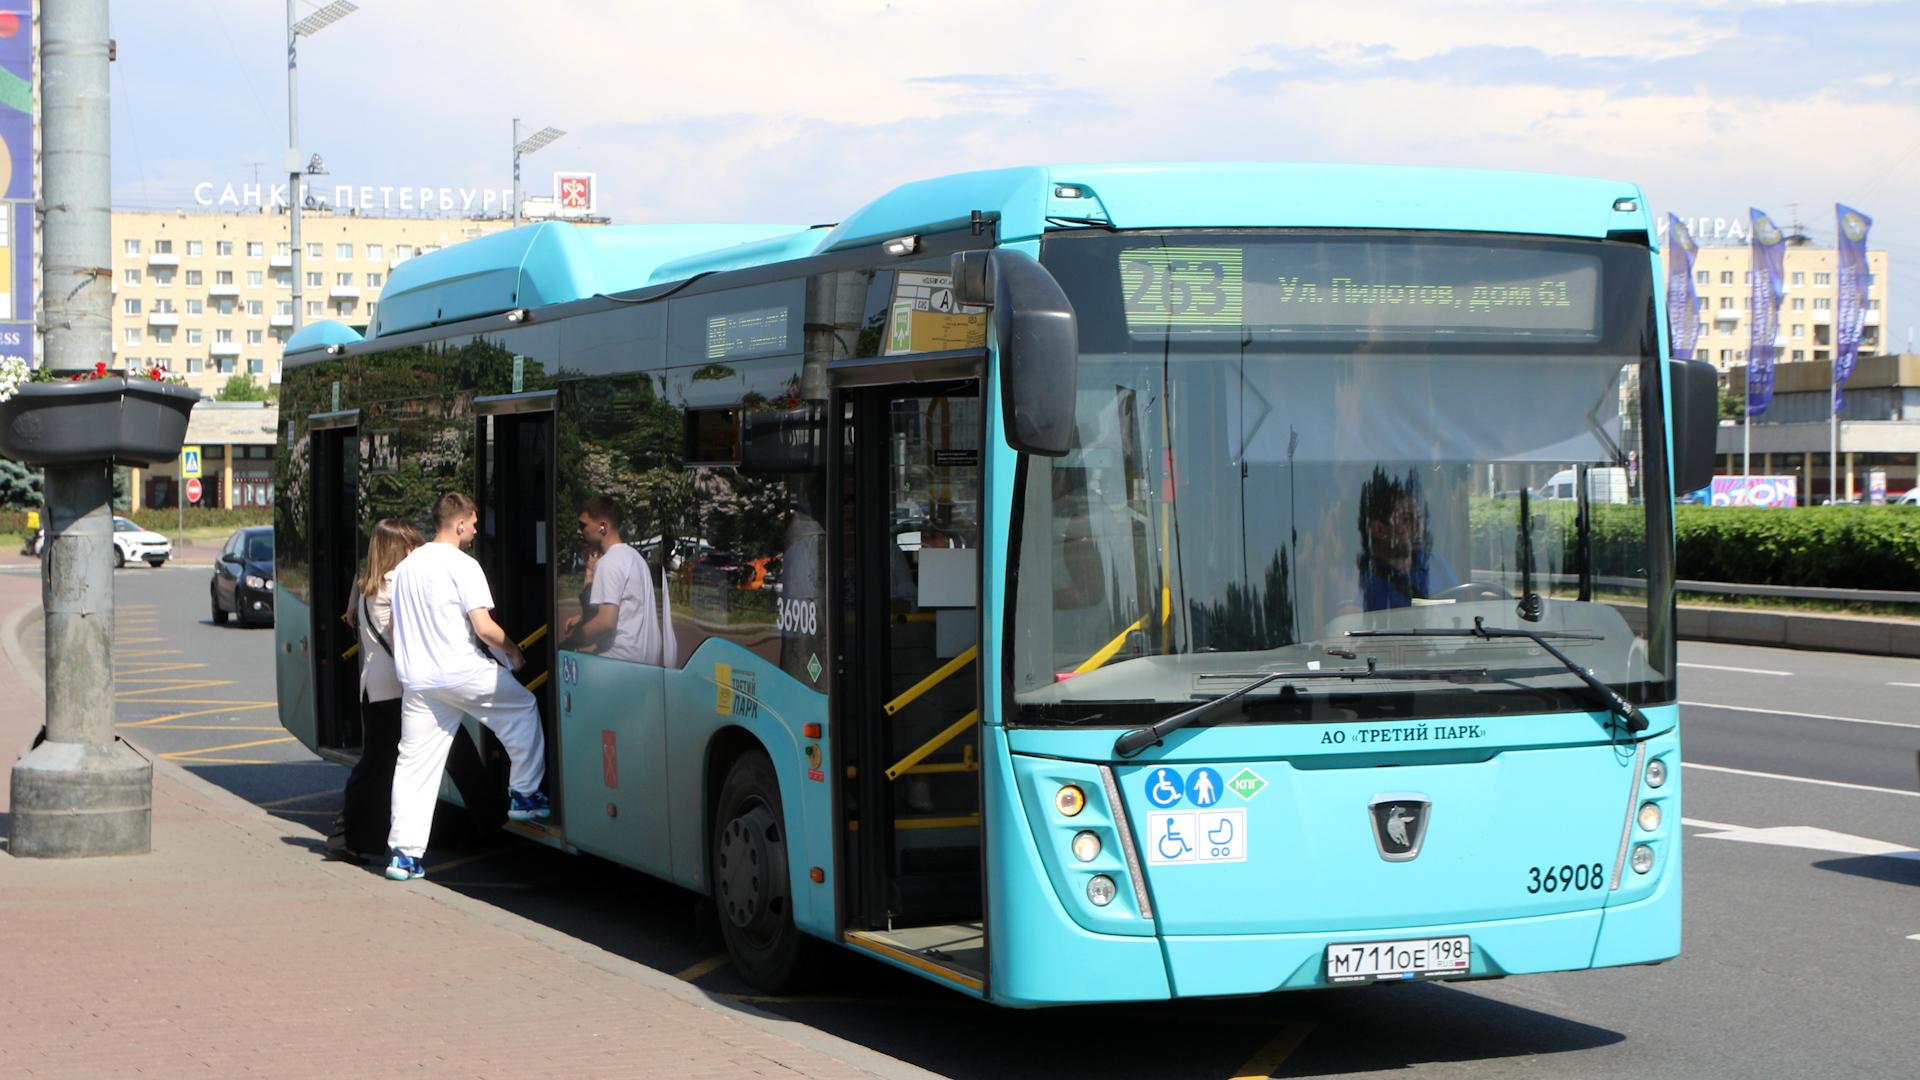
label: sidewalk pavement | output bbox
[0,570,932,1080]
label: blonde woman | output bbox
[326,519,425,862]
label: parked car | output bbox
[112,517,171,567]
[1892,490,1920,506]
[211,525,274,627]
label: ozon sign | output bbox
[1710,476,1798,508]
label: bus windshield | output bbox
[1014,230,1674,727]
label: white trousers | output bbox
[387,666,546,859]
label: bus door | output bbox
[308,415,360,752]
[837,379,985,988]
[474,393,559,830]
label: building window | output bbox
[185,357,203,373]
[1719,350,1732,363]
[185,269,203,286]
[1815,350,1829,362]
[336,272,353,287]
[336,243,353,259]
[1865,273,1876,287]
[1743,271,1755,285]
[1792,350,1805,361]
[271,327,291,344]
[1814,272,1831,285]
[276,300,292,316]
[245,300,263,316]
[1791,297,1805,310]
[1694,297,1708,312]
[395,244,414,262]
[216,328,234,343]
[153,299,174,313]
[246,270,263,287]
[367,243,383,261]
[1719,296,1735,309]
[367,272,383,287]
[246,329,264,345]
[1813,297,1832,310]
[186,299,203,315]
[1720,271,1734,285]
[306,300,322,317]
[1868,299,1881,311]
[247,241,264,258]
[123,239,141,255]
[123,268,142,285]
[186,240,203,257]
[276,241,290,258]
[307,242,322,259]
[154,239,172,254]
[215,299,235,316]
[307,271,323,287]
[216,270,234,285]
[153,328,174,345]
[123,328,142,345]
[1791,272,1805,286]
[274,271,291,289]
[334,299,357,316]
[124,298,141,315]
[216,240,233,257]
[1791,324,1805,338]
[216,357,235,374]
[186,329,203,344]
[152,269,174,286]
[1694,270,1708,285]
[247,358,264,375]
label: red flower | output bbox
[93,361,106,377]
[148,367,164,381]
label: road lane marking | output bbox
[1683,761,1920,798]
[115,698,277,706]
[168,756,283,765]
[120,702,278,727]
[426,848,512,876]
[1684,820,1919,860]
[1230,1022,1317,1079]
[1679,662,1790,676]
[1681,700,1920,730]
[256,790,341,808]
[159,735,297,760]
[1680,817,1741,831]
[1890,682,1920,688]
[117,680,239,698]
[116,661,208,675]
[674,954,731,982]
[122,724,285,732]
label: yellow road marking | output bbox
[117,679,237,697]
[117,661,208,675]
[427,848,511,875]
[117,648,182,657]
[114,636,167,644]
[160,735,297,760]
[121,724,284,732]
[674,954,731,982]
[118,675,231,684]
[120,703,279,727]
[113,698,276,706]
[257,790,339,808]
[272,808,334,817]
[169,756,280,765]
[1229,1022,1316,1079]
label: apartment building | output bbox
[1664,242,1892,372]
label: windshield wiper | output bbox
[1112,658,1490,758]
[1346,616,1646,733]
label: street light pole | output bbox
[511,120,566,228]
[287,2,356,335]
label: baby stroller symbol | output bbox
[1158,816,1192,860]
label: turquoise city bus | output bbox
[273,163,1718,1005]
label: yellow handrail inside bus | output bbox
[525,670,549,691]
[886,709,977,780]
[519,624,549,649]
[883,645,976,716]
[342,643,359,660]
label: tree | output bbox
[217,374,272,402]
[0,456,41,509]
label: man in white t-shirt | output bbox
[383,492,548,881]
[560,495,661,665]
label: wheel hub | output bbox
[717,804,783,936]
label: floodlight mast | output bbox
[287,1,356,334]
[511,120,567,226]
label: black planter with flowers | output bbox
[0,366,200,467]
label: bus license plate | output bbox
[1325,936,1470,983]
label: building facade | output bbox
[1718,354,1920,501]
[109,209,519,396]
[1663,242,1892,372]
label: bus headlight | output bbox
[1086,875,1117,906]
[1054,785,1086,817]
[1630,844,1655,874]
[1638,802,1662,832]
[1071,831,1101,862]
[1645,758,1667,788]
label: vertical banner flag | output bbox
[1665,214,1701,360]
[1746,209,1786,417]
[0,6,32,367]
[1832,203,1873,413]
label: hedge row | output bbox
[0,506,271,535]
[1671,505,1920,591]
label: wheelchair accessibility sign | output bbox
[1146,808,1247,865]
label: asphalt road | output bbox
[30,563,1919,1079]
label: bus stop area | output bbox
[0,565,930,1080]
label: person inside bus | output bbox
[326,518,500,864]
[559,495,662,665]
[1352,474,1459,611]
[384,492,549,882]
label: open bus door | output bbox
[836,380,986,993]
[473,393,560,837]
[308,416,360,753]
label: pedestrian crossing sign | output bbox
[180,445,202,479]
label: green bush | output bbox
[123,507,272,532]
[1673,505,1920,590]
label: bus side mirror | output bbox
[1667,358,1718,495]
[951,249,1078,457]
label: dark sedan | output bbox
[211,526,275,628]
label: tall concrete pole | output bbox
[287,0,304,334]
[11,0,152,856]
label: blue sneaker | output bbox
[384,852,425,881]
[508,789,551,821]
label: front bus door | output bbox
[308,416,360,754]
[473,394,559,833]
[838,380,986,992]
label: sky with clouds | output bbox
[105,0,1919,340]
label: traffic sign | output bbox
[180,445,202,480]
[185,477,203,505]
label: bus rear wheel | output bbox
[712,750,812,991]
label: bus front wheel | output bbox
[712,750,812,991]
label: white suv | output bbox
[111,516,171,568]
